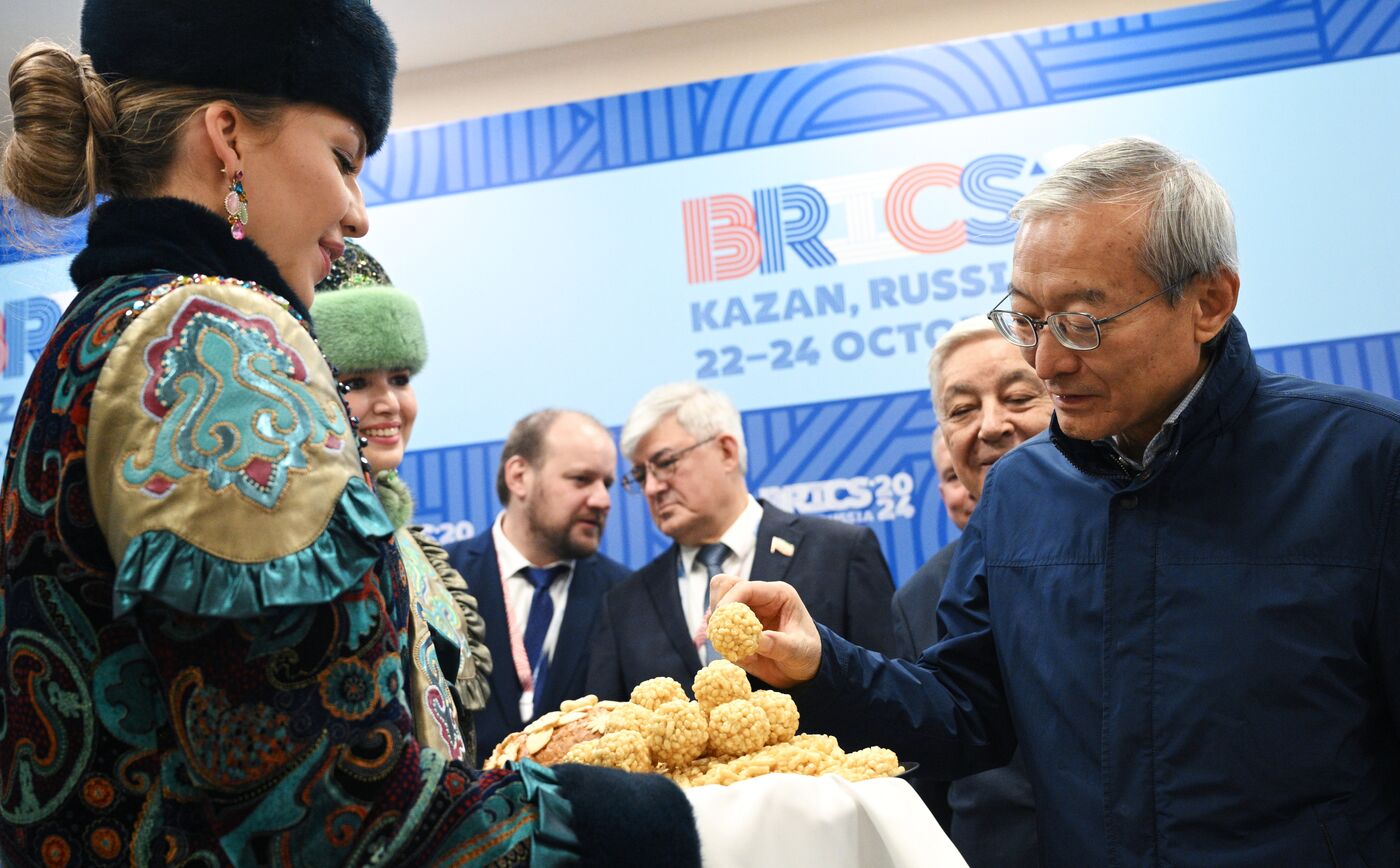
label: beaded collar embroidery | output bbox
[122,273,374,477]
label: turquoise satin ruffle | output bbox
[112,476,394,618]
[514,759,583,865]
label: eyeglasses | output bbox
[621,436,716,493]
[986,284,1178,351]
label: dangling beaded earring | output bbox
[224,170,248,240]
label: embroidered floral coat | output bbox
[0,199,704,867]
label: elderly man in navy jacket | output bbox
[715,138,1400,866]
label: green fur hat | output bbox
[313,241,428,374]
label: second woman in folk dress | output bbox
[313,242,493,763]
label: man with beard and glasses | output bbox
[585,382,896,701]
[447,409,629,764]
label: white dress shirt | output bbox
[677,495,764,639]
[492,513,574,722]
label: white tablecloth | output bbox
[686,773,967,867]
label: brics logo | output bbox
[682,154,1037,284]
[0,296,62,379]
[0,295,64,425]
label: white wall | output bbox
[392,0,1201,128]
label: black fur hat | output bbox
[81,0,397,154]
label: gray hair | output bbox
[1010,137,1238,302]
[927,315,1000,421]
[621,382,747,472]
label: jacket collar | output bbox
[1050,316,1259,481]
[69,196,309,321]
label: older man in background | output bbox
[715,138,1400,865]
[892,316,1050,867]
[933,434,975,529]
[586,382,895,701]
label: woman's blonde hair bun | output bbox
[2,40,116,218]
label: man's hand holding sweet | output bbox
[708,574,822,688]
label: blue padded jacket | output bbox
[799,317,1400,866]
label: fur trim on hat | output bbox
[81,0,396,153]
[313,285,427,374]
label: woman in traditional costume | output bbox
[313,242,493,765]
[0,1,698,864]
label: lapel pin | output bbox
[770,536,795,557]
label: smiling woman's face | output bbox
[238,105,369,306]
[341,369,416,474]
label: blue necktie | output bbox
[522,565,565,697]
[696,543,731,662]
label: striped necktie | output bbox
[695,542,731,662]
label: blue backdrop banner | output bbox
[2,0,1398,583]
[400,326,1400,583]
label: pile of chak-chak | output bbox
[485,602,903,787]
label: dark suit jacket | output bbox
[446,530,629,766]
[892,538,1039,868]
[585,500,896,701]
[892,541,959,660]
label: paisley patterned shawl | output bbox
[0,267,574,866]
[397,524,496,766]
[411,524,494,714]
[397,525,472,764]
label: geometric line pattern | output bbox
[401,326,1400,586]
[356,0,1398,208]
[4,0,1397,263]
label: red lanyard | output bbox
[496,552,571,693]
[497,560,536,693]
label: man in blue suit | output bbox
[447,410,629,764]
[585,383,895,702]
